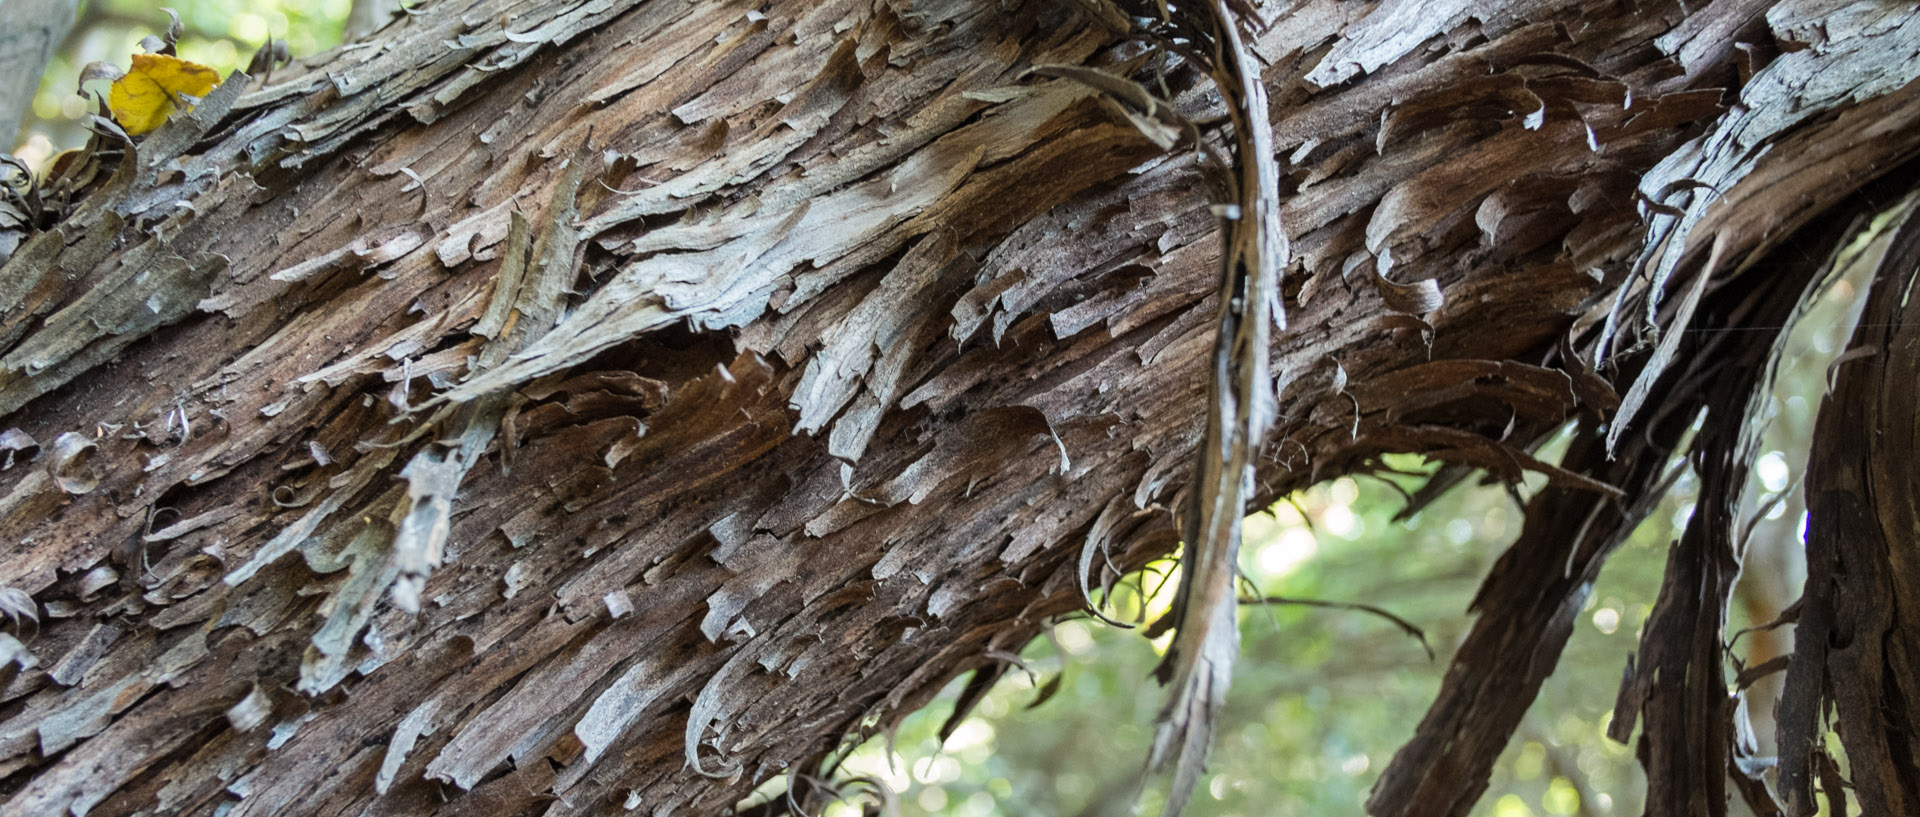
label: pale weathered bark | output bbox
[0,0,78,149]
[0,1,1917,816]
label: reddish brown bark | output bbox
[0,1,1916,816]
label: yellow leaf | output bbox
[108,53,221,137]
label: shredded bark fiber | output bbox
[1,1,1918,815]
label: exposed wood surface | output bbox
[0,0,1917,815]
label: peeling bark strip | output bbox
[1066,4,1293,816]
[1601,0,1920,453]
[2,0,1920,815]
[1780,198,1920,817]
[1365,164,1920,817]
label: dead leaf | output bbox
[108,53,221,136]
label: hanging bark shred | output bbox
[1134,5,1286,817]
[1778,197,1920,816]
[1027,3,1291,811]
[1367,165,1918,817]
[1,0,1919,815]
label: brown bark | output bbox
[0,1,1917,816]
[1780,197,1920,817]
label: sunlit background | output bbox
[11,0,350,165]
[805,234,1862,815]
[9,4,1872,815]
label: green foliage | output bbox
[817,458,1686,817]
[813,254,1869,817]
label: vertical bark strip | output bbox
[1783,199,1920,815]
[1368,162,1910,817]
[1133,3,1286,815]
[1367,415,1673,817]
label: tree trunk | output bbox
[0,1,1916,816]
[1781,198,1920,816]
[0,0,77,150]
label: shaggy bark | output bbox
[1780,198,1920,817]
[0,1,1916,816]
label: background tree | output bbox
[1,1,1917,816]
